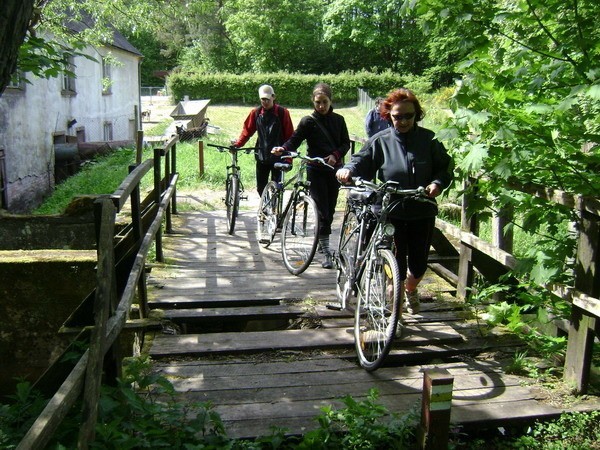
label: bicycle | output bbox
[207,143,255,235]
[333,178,436,371]
[256,151,333,275]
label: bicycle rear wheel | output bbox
[354,248,401,371]
[335,209,360,308]
[281,193,319,275]
[257,181,279,247]
[226,175,240,235]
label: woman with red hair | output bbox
[336,88,453,314]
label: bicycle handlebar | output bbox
[280,151,335,170]
[207,143,255,154]
[346,178,435,204]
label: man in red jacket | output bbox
[232,85,294,196]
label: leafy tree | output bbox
[406,0,600,285]
[323,0,431,75]
[223,0,331,74]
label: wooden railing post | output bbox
[418,368,454,450]
[564,199,600,393]
[153,147,164,262]
[164,150,172,233]
[78,197,117,448]
[171,142,178,215]
[457,178,479,300]
[128,164,149,318]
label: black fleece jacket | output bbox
[282,108,350,170]
[343,125,453,219]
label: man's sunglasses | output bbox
[391,113,416,121]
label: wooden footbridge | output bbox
[142,200,599,439]
[13,138,600,448]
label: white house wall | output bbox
[0,44,141,213]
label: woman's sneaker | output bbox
[321,252,333,269]
[405,289,420,314]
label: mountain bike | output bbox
[257,152,333,275]
[333,178,436,371]
[207,143,255,235]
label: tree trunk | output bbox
[0,0,34,96]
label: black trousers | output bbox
[256,161,282,196]
[307,168,339,236]
[391,216,436,281]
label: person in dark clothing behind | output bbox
[365,97,392,138]
[232,84,294,196]
[336,88,453,314]
[273,82,350,269]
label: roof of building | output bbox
[65,10,142,57]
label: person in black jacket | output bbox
[336,88,453,314]
[273,82,350,269]
[233,84,294,196]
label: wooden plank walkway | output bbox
[145,200,600,439]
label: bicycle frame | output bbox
[336,180,433,309]
[271,159,310,229]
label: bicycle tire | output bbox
[257,181,279,247]
[354,248,401,371]
[226,175,240,235]
[281,192,319,275]
[335,209,360,308]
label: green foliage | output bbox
[0,381,48,447]
[168,71,432,107]
[494,411,600,449]
[323,0,431,76]
[470,280,569,360]
[407,0,600,288]
[300,389,418,449]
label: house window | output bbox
[102,57,112,95]
[62,55,76,94]
[7,70,25,90]
[103,122,113,141]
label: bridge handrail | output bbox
[437,176,599,396]
[17,136,179,449]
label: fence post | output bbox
[418,368,454,450]
[198,140,205,175]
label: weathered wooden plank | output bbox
[161,304,308,321]
[148,323,463,357]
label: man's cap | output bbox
[259,85,275,99]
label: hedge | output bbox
[167,71,432,107]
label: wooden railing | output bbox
[16,135,180,449]
[430,179,600,394]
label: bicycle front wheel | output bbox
[354,248,401,371]
[336,209,360,309]
[257,181,279,247]
[226,175,240,235]
[281,193,319,275]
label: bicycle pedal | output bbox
[240,196,248,201]
[326,303,343,311]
